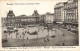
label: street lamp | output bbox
[16,32,19,39]
[22,32,25,47]
[37,27,41,39]
[47,25,49,37]
[15,29,18,38]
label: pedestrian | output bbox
[44,38,46,46]
[47,38,49,42]
[62,43,65,46]
[63,34,64,36]
[11,36,12,38]
[27,37,28,40]
[9,33,10,36]
[25,31,26,33]
[20,35,21,38]
[6,34,7,37]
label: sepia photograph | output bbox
[1,0,79,47]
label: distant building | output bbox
[54,0,78,29]
[54,2,65,24]
[5,10,40,27]
[39,14,45,24]
[64,0,78,29]
[44,12,54,24]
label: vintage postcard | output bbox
[0,0,80,51]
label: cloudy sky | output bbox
[0,0,67,17]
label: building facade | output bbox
[44,12,54,24]
[54,2,65,24]
[54,0,78,30]
[5,10,40,28]
[64,0,78,29]
[38,14,45,26]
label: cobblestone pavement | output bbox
[2,27,79,47]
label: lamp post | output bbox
[22,32,25,47]
[16,32,18,39]
[47,24,49,37]
[37,28,40,39]
[15,29,18,38]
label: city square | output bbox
[2,24,78,47]
[2,0,78,47]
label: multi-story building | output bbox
[54,2,65,24]
[5,10,40,28]
[44,12,54,24]
[54,0,78,30]
[39,14,45,26]
[64,0,78,29]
